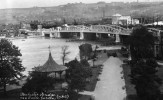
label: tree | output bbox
[130,59,162,100]
[127,25,162,100]
[73,19,78,25]
[61,45,70,65]
[30,20,40,30]
[0,39,25,95]
[79,43,93,60]
[63,18,67,24]
[80,59,90,67]
[92,45,98,66]
[128,25,155,61]
[65,59,92,93]
[80,59,92,78]
[22,72,55,94]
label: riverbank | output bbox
[65,38,122,46]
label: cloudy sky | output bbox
[0,0,162,9]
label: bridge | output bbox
[41,24,132,42]
[39,24,162,43]
[60,25,131,35]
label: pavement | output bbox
[94,57,126,100]
[80,56,127,100]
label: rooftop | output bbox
[35,52,67,72]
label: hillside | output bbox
[0,2,163,24]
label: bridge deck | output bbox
[41,25,163,36]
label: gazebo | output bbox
[34,51,67,79]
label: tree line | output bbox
[127,25,162,100]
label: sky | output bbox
[0,0,163,9]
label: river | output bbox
[11,37,81,75]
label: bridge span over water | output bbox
[41,24,132,42]
[40,24,162,42]
[59,25,131,35]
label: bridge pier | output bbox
[80,32,84,40]
[50,32,53,37]
[56,32,61,38]
[115,34,120,43]
[42,31,45,37]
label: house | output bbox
[112,13,122,24]
[111,13,139,25]
[0,24,20,37]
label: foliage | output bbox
[127,25,162,100]
[91,45,99,66]
[80,59,92,77]
[0,39,25,95]
[41,21,62,29]
[128,25,155,61]
[65,59,92,93]
[61,45,70,65]
[73,19,78,25]
[80,59,90,67]
[107,52,117,57]
[30,20,40,30]
[22,72,55,94]
[130,59,162,100]
[79,43,93,60]
[63,18,67,24]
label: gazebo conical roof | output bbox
[35,52,67,72]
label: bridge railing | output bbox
[109,24,132,35]
[41,28,58,32]
[59,25,132,35]
[91,25,119,33]
[91,25,131,35]
[148,28,162,37]
[61,26,82,32]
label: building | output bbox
[145,21,163,26]
[110,13,139,25]
[20,22,31,30]
[112,13,122,25]
[0,24,20,37]
[34,51,67,79]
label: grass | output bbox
[122,64,138,100]
[122,63,163,93]
[122,64,136,95]
[120,52,163,100]
[79,51,108,100]
[85,65,103,91]
[157,65,163,93]
[0,88,21,100]
[78,94,92,100]
[117,50,142,100]
[122,63,163,100]
[85,51,108,91]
